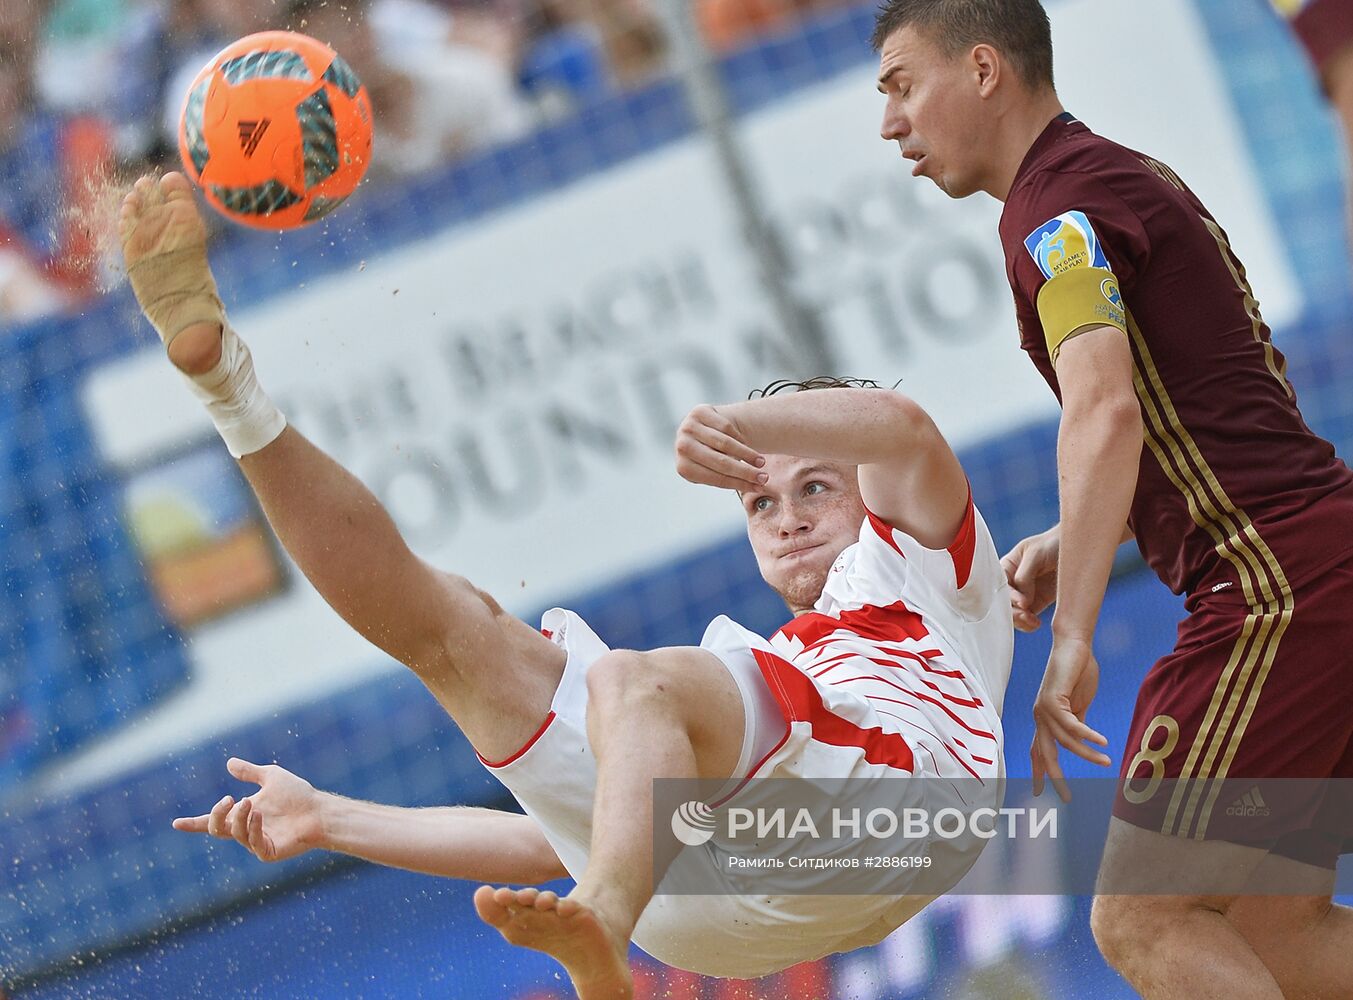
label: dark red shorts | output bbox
[1112,560,1353,868]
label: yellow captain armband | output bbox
[1035,268,1128,364]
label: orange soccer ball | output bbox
[178,31,373,230]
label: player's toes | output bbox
[473,885,511,928]
[513,887,541,908]
[161,172,194,198]
[533,890,559,911]
[557,895,582,917]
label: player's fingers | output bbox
[228,797,253,845]
[1012,609,1041,633]
[227,757,265,785]
[684,419,764,467]
[675,433,765,486]
[1048,702,1110,751]
[1036,727,1072,802]
[1009,557,1043,600]
[207,795,234,838]
[684,444,766,487]
[675,452,766,492]
[247,804,271,860]
[1030,738,1046,797]
[1047,712,1112,768]
[172,814,212,833]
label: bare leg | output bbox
[1226,855,1353,999]
[475,647,746,999]
[117,175,561,763]
[1092,819,1281,999]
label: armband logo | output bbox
[1024,210,1110,280]
[1101,276,1122,309]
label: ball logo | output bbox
[671,800,717,847]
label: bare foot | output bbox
[118,172,224,370]
[474,886,633,1000]
[117,173,208,273]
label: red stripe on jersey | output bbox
[866,507,907,559]
[835,670,984,709]
[477,711,557,769]
[876,646,965,677]
[777,601,929,648]
[862,690,995,741]
[948,491,977,590]
[752,649,915,773]
[940,742,983,781]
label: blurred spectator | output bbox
[34,0,130,116]
[292,0,532,176]
[408,0,526,69]
[697,0,850,53]
[1275,0,1353,250]
[533,0,666,87]
[112,0,220,165]
[158,0,303,159]
[0,10,112,325]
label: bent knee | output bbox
[1090,894,1137,966]
[1091,894,1229,969]
[1227,894,1332,947]
[586,650,669,705]
[584,647,739,720]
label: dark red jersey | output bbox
[999,113,1353,606]
[1280,0,1353,78]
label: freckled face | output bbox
[742,455,866,613]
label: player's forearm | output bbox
[238,427,456,669]
[317,795,568,884]
[1052,399,1142,639]
[717,388,931,465]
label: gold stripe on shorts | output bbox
[1124,313,1294,839]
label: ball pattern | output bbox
[177,31,372,230]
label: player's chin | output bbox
[936,175,970,199]
[776,563,833,609]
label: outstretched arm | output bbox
[675,387,969,548]
[174,758,567,885]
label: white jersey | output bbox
[768,500,1013,783]
[483,497,1013,979]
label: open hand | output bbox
[172,757,326,863]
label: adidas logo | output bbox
[1225,786,1271,818]
[237,119,272,158]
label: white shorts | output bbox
[482,609,1006,979]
